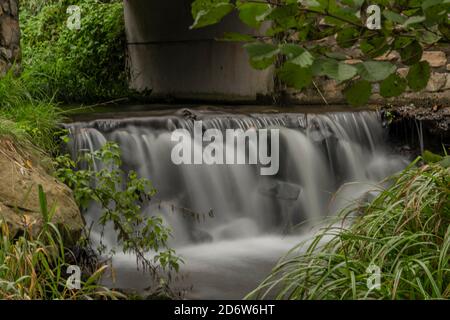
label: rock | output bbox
[0,17,12,47]
[9,0,18,17]
[0,139,84,241]
[397,67,409,78]
[375,52,399,61]
[422,51,447,68]
[321,79,343,100]
[426,73,447,92]
[445,74,450,90]
[0,47,11,59]
[191,229,213,244]
[2,1,9,14]
[0,1,20,75]
[258,179,301,201]
[345,59,363,65]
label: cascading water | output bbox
[65,107,408,299]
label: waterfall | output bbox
[65,108,408,299]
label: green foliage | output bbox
[20,0,128,103]
[344,80,371,106]
[380,74,407,98]
[0,188,122,300]
[54,142,181,273]
[423,150,450,167]
[191,0,449,106]
[191,0,234,29]
[407,61,431,92]
[278,63,313,90]
[0,70,63,154]
[247,160,450,300]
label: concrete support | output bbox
[124,0,274,102]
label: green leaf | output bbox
[321,60,358,81]
[277,63,313,90]
[407,61,431,92]
[393,37,414,50]
[236,1,271,28]
[400,40,423,65]
[438,22,450,40]
[281,44,315,67]
[327,6,361,26]
[344,80,372,106]
[423,150,443,163]
[438,156,450,168]
[325,52,348,60]
[38,184,49,223]
[383,10,407,24]
[267,4,298,29]
[380,73,407,97]
[416,30,441,44]
[190,0,234,29]
[422,0,445,10]
[336,27,359,48]
[303,0,328,13]
[422,0,450,23]
[360,36,389,58]
[402,15,426,28]
[356,61,397,82]
[244,42,280,70]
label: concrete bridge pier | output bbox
[124,0,274,102]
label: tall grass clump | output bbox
[0,188,122,300]
[0,222,119,299]
[248,159,450,300]
[0,70,63,154]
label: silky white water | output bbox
[65,109,407,299]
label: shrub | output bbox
[248,159,450,300]
[20,0,128,102]
[55,142,182,274]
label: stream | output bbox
[65,106,408,299]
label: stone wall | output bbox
[0,0,20,77]
[286,43,450,107]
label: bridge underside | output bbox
[124,0,274,102]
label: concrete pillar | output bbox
[124,0,274,102]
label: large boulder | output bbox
[0,138,84,241]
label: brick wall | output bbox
[0,0,20,77]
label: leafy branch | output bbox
[54,142,182,275]
[191,0,449,106]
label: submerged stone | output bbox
[258,179,301,201]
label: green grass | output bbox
[0,70,63,154]
[0,222,121,299]
[248,159,450,300]
[0,187,123,299]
